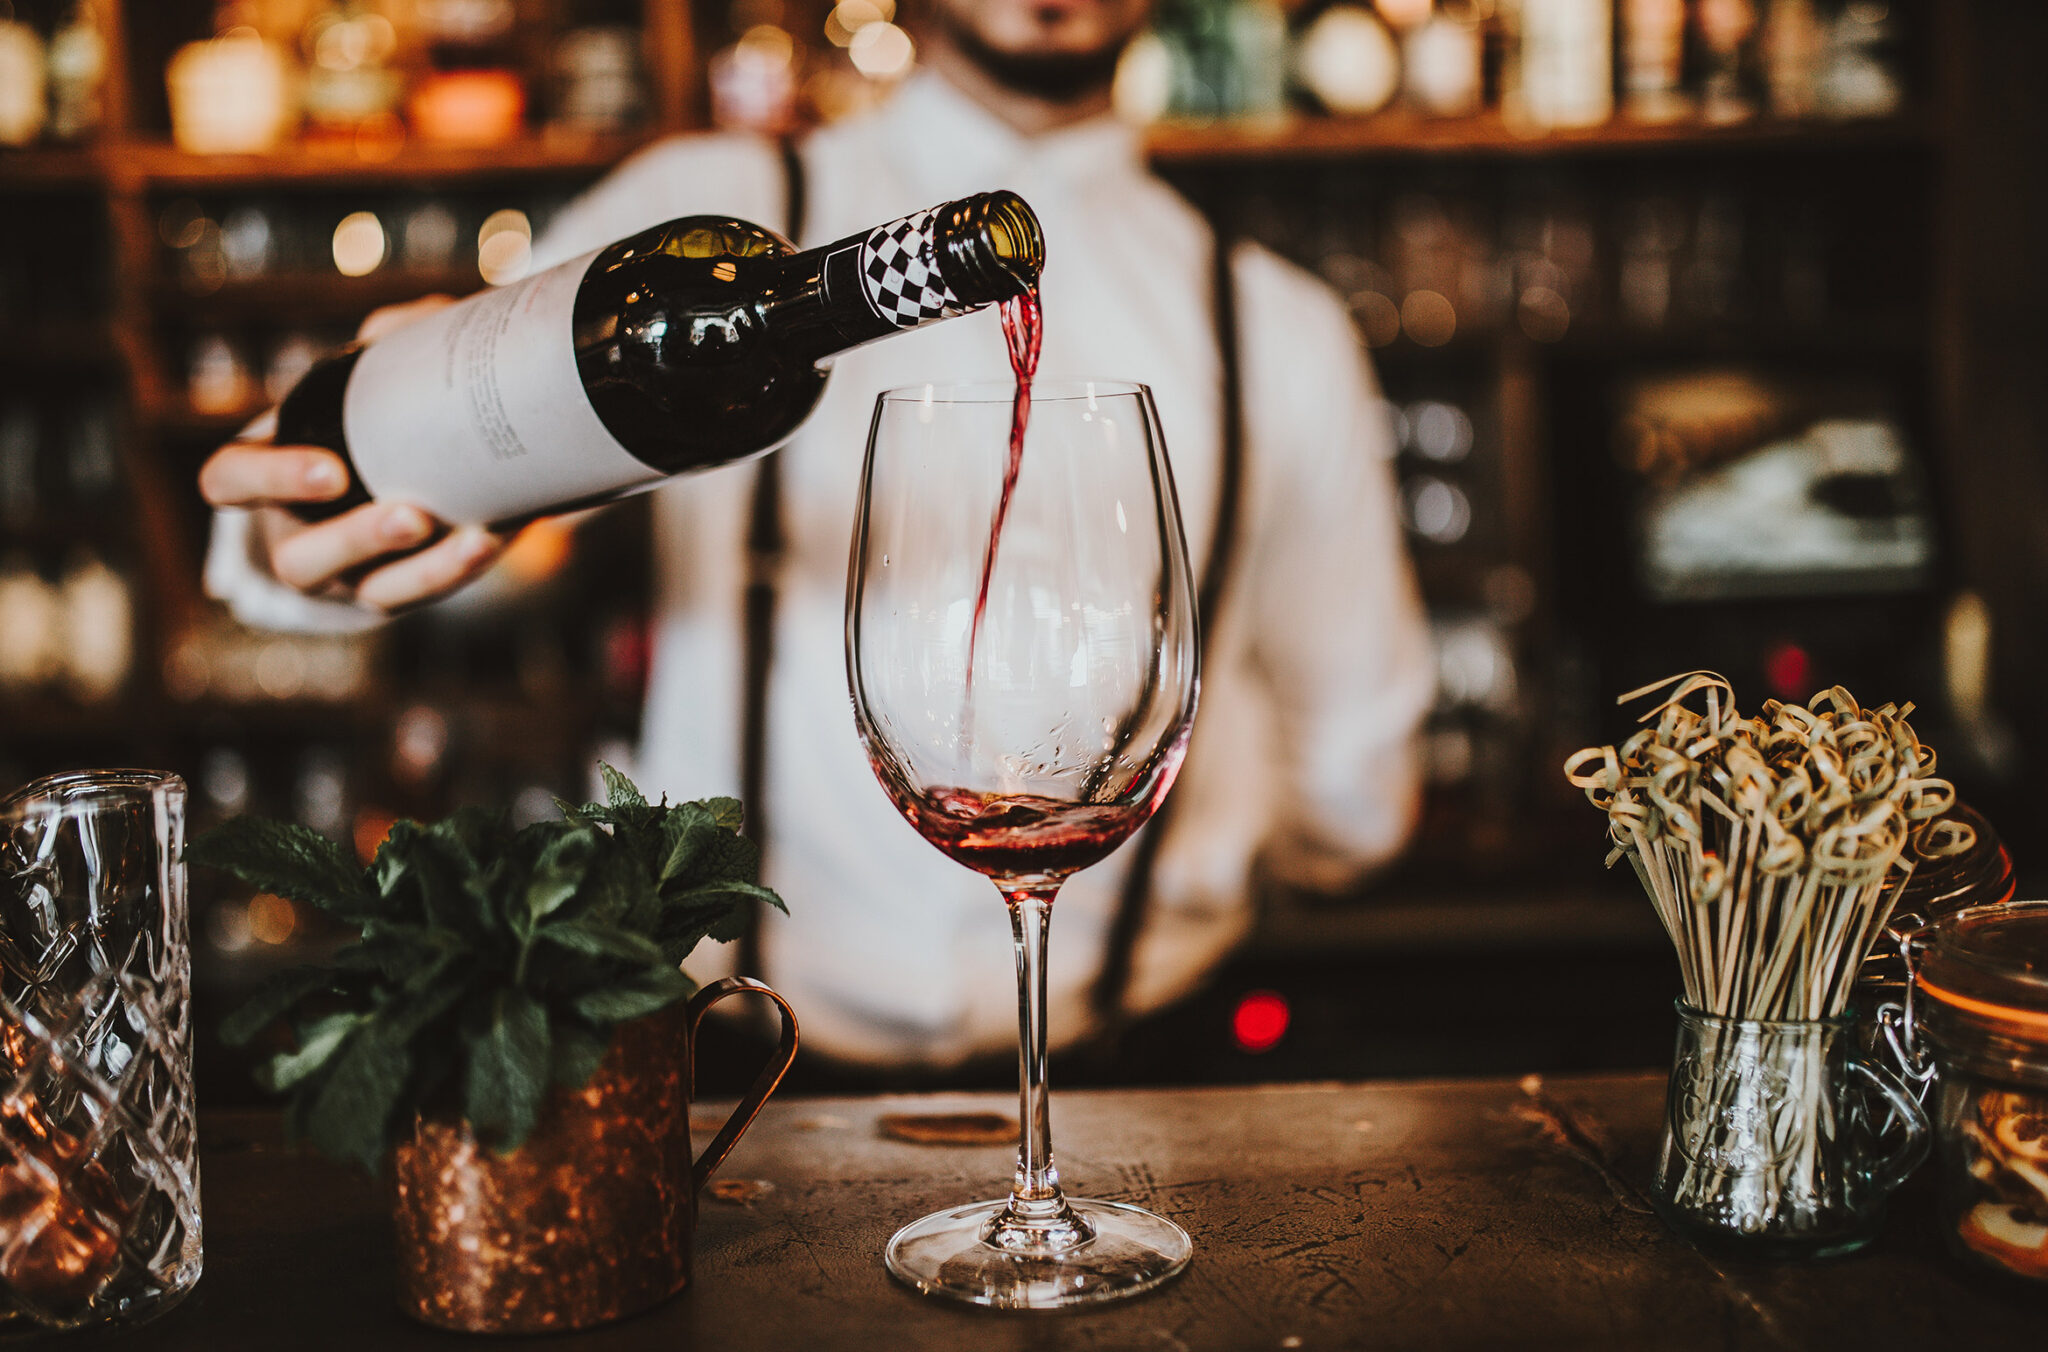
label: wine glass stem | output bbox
[1003,885,1063,1210]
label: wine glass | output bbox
[846,380,1199,1308]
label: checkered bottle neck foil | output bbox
[858,208,968,328]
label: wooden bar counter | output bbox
[90,1073,2042,1350]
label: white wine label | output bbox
[342,248,663,527]
[858,208,966,327]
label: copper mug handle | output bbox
[684,976,799,1194]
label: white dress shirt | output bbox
[208,73,1434,1067]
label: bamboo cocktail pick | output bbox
[1563,671,1974,1022]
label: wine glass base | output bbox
[885,1197,1191,1309]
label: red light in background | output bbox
[1231,990,1290,1053]
[1764,642,1812,703]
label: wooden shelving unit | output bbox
[3,0,2010,905]
[0,0,691,793]
[3,131,647,190]
[1146,109,1932,163]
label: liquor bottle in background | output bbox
[0,16,45,147]
[57,547,132,703]
[1695,0,1760,124]
[409,0,525,145]
[46,0,107,142]
[1295,4,1400,118]
[0,401,39,531]
[0,553,61,696]
[1509,0,1614,130]
[1403,6,1485,119]
[275,191,1044,528]
[1621,0,1691,123]
[1761,0,1822,118]
[61,402,122,507]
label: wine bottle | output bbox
[277,190,1044,527]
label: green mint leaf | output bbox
[389,959,470,1033]
[258,1011,361,1092]
[464,989,552,1151]
[667,878,788,917]
[570,967,694,1024]
[428,806,511,868]
[523,827,596,925]
[656,826,761,905]
[536,917,667,965]
[210,764,781,1170]
[599,762,646,811]
[222,965,338,1047]
[548,1021,612,1090]
[187,817,374,917]
[574,848,651,927]
[307,1017,412,1171]
[655,881,785,964]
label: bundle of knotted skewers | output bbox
[1564,671,1975,1020]
[1567,672,1975,1241]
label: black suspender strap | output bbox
[1089,225,1247,1029]
[735,139,806,982]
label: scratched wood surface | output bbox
[85,1074,2043,1351]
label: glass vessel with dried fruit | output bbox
[1916,901,2048,1282]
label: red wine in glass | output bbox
[877,779,1147,882]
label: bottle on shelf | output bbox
[0,401,39,531]
[57,546,132,703]
[0,14,45,147]
[1761,0,1822,118]
[1695,0,1760,124]
[1403,5,1485,119]
[1621,0,1691,124]
[276,191,1044,528]
[46,0,106,142]
[0,552,61,696]
[1507,0,1614,130]
[409,0,526,145]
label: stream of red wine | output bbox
[964,288,1043,698]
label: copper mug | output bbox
[392,977,798,1334]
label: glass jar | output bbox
[1651,1003,1928,1258]
[1917,900,2048,1282]
[1855,801,2013,1091]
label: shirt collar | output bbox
[873,70,1146,204]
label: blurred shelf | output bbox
[138,396,266,438]
[1361,320,1925,362]
[0,145,104,190]
[1250,882,1662,956]
[1146,111,1933,165]
[0,694,154,742]
[156,267,482,319]
[5,133,645,192]
[0,507,137,549]
[0,321,124,369]
[117,133,645,188]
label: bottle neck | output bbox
[779,196,1043,362]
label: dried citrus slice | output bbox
[1957,1201,2048,1279]
[1994,1110,2048,1165]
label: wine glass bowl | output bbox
[850,381,1197,874]
[847,380,1199,1308]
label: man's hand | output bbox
[197,295,508,613]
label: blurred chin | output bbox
[935,0,1143,94]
